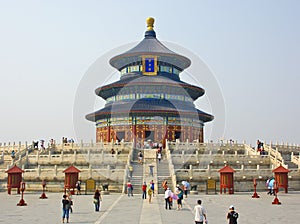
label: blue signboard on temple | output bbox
[142,56,157,75]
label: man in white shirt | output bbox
[193,199,207,224]
[164,188,172,210]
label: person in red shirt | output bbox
[142,182,147,199]
[127,181,133,197]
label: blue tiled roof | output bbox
[86,98,213,122]
[109,30,191,70]
[96,74,205,100]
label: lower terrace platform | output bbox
[0,191,300,224]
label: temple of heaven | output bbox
[86,17,214,146]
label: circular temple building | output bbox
[86,18,213,146]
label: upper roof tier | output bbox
[109,17,191,71]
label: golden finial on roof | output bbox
[146,17,155,31]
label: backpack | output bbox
[232,212,238,219]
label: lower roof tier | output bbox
[86,98,213,123]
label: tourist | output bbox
[157,152,162,163]
[266,177,275,195]
[127,180,133,197]
[49,138,55,148]
[93,189,102,212]
[142,181,147,199]
[147,185,153,203]
[62,194,70,223]
[150,180,155,197]
[40,139,45,150]
[257,140,264,153]
[111,148,115,157]
[76,180,81,195]
[128,164,133,178]
[66,190,73,213]
[227,205,238,224]
[149,164,154,177]
[138,151,143,164]
[175,184,184,210]
[164,187,172,210]
[183,180,190,198]
[193,199,207,224]
[162,180,168,191]
[11,150,15,159]
[33,141,38,149]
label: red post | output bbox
[39,180,48,199]
[17,182,27,206]
[252,178,260,198]
[272,181,281,205]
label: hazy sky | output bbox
[0,0,299,146]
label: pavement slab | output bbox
[1,191,300,224]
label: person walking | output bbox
[149,164,154,177]
[267,177,275,195]
[164,187,172,210]
[11,150,15,159]
[175,184,184,210]
[127,180,133,197]
[66,190,73,213]
[76,180,81,195]
[142,182,147,199]
[227,205,238,224]
[138,151,143,164]
[93,189,102,212]
[150,180,155,197]
[147,185,153,203]
[193,199,207,224]
[62,194,70,223]
[157,152,162,163]
[128,165,133,178]
[162,180,168,191]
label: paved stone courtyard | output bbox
[0,191,299,224]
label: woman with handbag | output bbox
[93,189,102,212]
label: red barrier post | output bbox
[17,182,27,206]
[272,181,281,205]
[39,180,48,199]
[252,178,260,198]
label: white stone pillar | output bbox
[54,165,57,177]
[80,140,84,150]
[73,151,77,163]
[101,150,104,162]
[88,164,92,179]
[87,149,91,163]
[25,151,29,165]
[61,151,64,163]
[37,165,41,177]
[36,150,40,164]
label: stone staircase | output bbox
[129,149,144,194]
[279,150,299,169]
[157,155,172,194]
